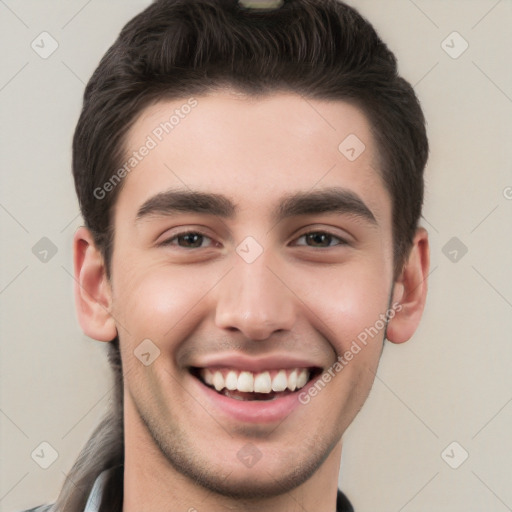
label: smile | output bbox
[191,367,321,402]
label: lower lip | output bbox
[190,373,312,424]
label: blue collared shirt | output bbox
[21,468,353,511]
[82,468,112,512]
[19,468,112,512]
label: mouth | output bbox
[190,366,323,402]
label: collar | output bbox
[83,468,113,512]
[80,467,353,512]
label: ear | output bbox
[386,227,430,344]
[73,226,117,342]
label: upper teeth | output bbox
[200,368,310,393]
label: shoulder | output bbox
[337,489,355,512]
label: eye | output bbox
[294,231,347,248]
[159,229,347,250]
[160,231,215,249]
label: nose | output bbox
[214,255,297,341]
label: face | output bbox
[108,90,397,497]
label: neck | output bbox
[122,393,342,512]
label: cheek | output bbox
[112,260,211,344]
[296,259,391,356]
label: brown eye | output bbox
[161,231,214,249]
[177,233,204,248]
[295,231,347,248]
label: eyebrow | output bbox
[135,187,377,225]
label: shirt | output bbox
[20,466,354,512]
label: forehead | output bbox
[118,90,391,225]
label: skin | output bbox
[74,90,429,512]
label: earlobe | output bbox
[386,227,430,344]
[73,227,117,342]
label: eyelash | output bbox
[159,230,348,249]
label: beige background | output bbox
[1,1,511,511]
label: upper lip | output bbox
[189,353,324,373]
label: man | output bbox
[22,0,429,510]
